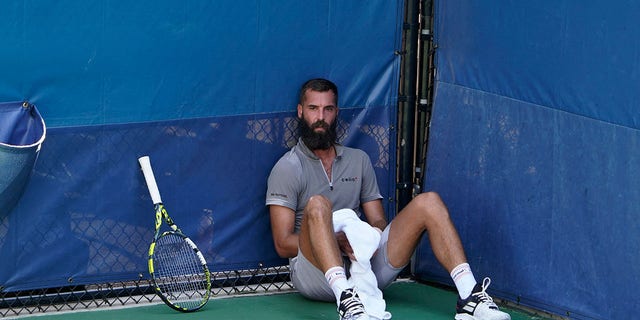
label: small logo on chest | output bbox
[340,177,359,182]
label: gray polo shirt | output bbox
[266,138,382,233]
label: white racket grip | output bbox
[138,156,163,205]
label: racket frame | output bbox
[139,156,211,312]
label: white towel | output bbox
[332,209,392,320]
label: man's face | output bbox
[297,90,338,150]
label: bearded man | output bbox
[266,78,511,320]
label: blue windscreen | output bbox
[0,1,403,291]
[416,1,640,319]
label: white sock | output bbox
[450,263,477,299]
[325,266,350,304]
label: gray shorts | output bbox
[289,223,405,301]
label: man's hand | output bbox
[335,231,355,261]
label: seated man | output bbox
[266,78,510,320]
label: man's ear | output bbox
[297,104,302,118]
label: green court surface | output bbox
[17,281,553,320]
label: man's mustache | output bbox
[311,120,329,130]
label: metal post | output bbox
[415,0,435,193]
[396,0,420,211]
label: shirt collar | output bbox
[297,138,343,160]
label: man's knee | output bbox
[306,194,332,210]
[412,191,450,220]
[304,195,333,220]
[417,190,443,201]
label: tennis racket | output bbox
[138,156,211,312]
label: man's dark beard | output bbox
[299,118,337,150]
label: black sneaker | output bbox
[455,278,511,320]
[337,288,368,320]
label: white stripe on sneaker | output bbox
[462,301,477,313]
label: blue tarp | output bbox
[415,1,640,319]
[0,1,403,291]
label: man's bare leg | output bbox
[298,195,349,300]
[298,195,343,271]
[297,195,368,320]
[386,191,467,270]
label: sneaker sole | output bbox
[454,314,477,320]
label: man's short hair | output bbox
[299,78,338,105]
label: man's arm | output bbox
[362,199,388,232]
[269,204,299,258]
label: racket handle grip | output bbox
[138,156,163,205]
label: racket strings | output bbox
[153,233,209,309]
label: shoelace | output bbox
[471,277,498,309]
[340,291,366,318]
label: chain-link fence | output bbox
[0,110,392,318]
[0,266,293,318]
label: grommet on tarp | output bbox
[0,101,47,216]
